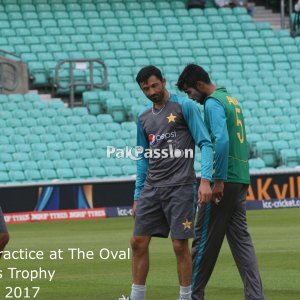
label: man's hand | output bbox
[132,201,138,218]
[198,178,212,205]
[212,180,224,205]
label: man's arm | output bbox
[133,118,149,215]
[204,98,229,203]
[182,99,213,204]
[205,98,229,180]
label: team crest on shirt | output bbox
[166,113,176,123]
[182,219,192,230]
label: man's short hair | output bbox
[136,65,163,85]
[177,64,211,91]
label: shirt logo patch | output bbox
[182,219,192,230]
[148,131,177,146]
[148,134,157,146]
[166,113,176,123]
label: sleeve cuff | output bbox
[200,176,212,181]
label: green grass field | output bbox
[1,209,299,300]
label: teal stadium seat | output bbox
[255,141,276,167]
[280,149,299,167]
[249,158,266,170]
[89,167,106,178]
[73,167,90,179]
[56,168,74,180]
[6,161,23,171]
[9,171,26,182]
[40,134,56,143]
[255,21,271,30]
[278,132,294,142]
[275,115,290,124]
[219,7,233,15]
[25,170,42,181]
[0,144,15,154]
[0,172,9,183]
[0,152,13,163]
[2,128,14,137]
[105,166,124,177]
[232,6,248,14]
[273,140,289,156]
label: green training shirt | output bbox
[204,88,250,184]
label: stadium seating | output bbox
[0,93,137,184]
[0,0,300,176]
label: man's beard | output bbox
[149,89,165,103]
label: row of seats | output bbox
[83,84,300,121]
[14,44,299,62]
[9,45,298,62]
[0,11,251,21]
[8,43,300,59]
[1,16,258,30]
[0,1,187,11]
[10,33,295,47]
[0,3,246,15]
[2,16,263,29]
[0,165,136,183]
[2,30,297,45]
[3,33,297,50]
[0,129,136,141]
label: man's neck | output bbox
[207,84,217,96]
[154,91,170,109]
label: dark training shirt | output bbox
[134,93,213,200]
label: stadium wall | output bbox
[2,171,300,223]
